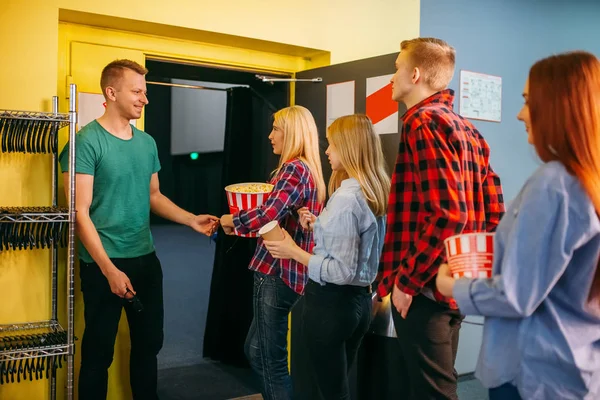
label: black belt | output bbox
[308,280,372,294]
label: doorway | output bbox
[143,60,289,374]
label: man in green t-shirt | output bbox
[59,59,219,400]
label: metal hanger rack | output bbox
[0,84,77,400]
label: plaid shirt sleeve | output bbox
[483,166,505,232]
[233,162,305,234]
[394,120,469,295]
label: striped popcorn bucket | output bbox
[225,183,273,238]
[444,233,495,279]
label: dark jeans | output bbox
[489,383,522,400]
[301,280,372,400]
[78,252,164,400]
[392,294,464,400]
[244,272,300,400]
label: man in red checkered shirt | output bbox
[375,38,505,399]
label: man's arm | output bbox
[483,166,505,232]
[64,172,134,297]
[394,122,468,295]
[149,173,218,235]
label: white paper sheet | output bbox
[366,74,398,135]
[78,92,137,129]
[326,81,355,128]
[459,70,502,122]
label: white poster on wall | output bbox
[170,79,238,155]
[459,70,502,123]
[326,81,355,128]
[78,92,137,130]
[366,74,398,135]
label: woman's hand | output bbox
[297,207,317,231]
[220,214,235,235]
[435,263,456,298]
[263,230,299,260]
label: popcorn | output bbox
[227,183,274,194]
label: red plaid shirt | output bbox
[376,89,505,308]
[233,159,324,294]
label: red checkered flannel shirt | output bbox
[233,159,324,294]
[376,89,505,308]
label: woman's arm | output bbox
[226,162,308,234]
[452,185,585,318]
[306,207,361,285]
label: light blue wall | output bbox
[420,0,600,202]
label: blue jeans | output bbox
[244,272,300,400]
[489,383,522,400]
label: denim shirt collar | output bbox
[340,178,360,190]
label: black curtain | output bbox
[203,87,279,365]
[145,83,224,223]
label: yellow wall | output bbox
[57,0,420,65]
[0,1,420,398]
[1,0,420,111]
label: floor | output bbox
[152,225,489,399]
[152,225,217,369]
[458,376,489,400]
[157,362,488,400]
[157,361,258,400]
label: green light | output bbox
[190,152,199,160]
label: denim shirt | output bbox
[453,161,600,399]
[308,178,386,287]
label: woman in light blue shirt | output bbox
[264,114,390,400]
[436,51,600,400]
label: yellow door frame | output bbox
[58,22,310,398]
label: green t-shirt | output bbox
[59,120,161,263]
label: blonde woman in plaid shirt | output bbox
[220,105,326,400]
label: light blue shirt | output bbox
[308,178,386,286]
[453,161,600,399]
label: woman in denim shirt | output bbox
[265,114,390,400]
[436,51,600,399]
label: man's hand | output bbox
[220,214,235,235]
[105,267,134,298]
[392,284,413,319]
[189,214,220,236]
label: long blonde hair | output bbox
[273,106,326,203]
[327,115,390,216]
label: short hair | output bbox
[100,59,148,97]
[400,37,455,91]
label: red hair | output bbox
[528,51,600,304]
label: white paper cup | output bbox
[444,232,494,279]
[258,220,284,241]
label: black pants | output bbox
[78,252,164,400]
[301,280,372,400]
[392,294,464,400]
